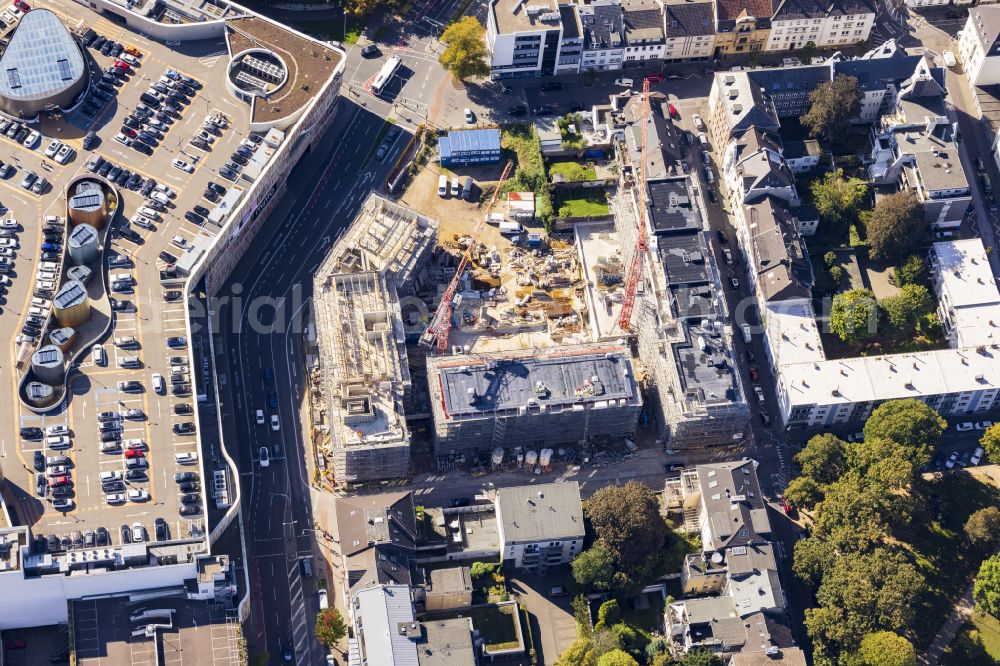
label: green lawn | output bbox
[942,611,1000,665]
[469,605,522,651]
[557,189,609,218]
[549,161,596,183]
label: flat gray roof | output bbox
[674,320,740,407]
[659,232,709,285]
[0,9,86,103]
[435,348,639,419]
[496,481,584,543]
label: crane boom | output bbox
[420,159,515,352]
[618,78,651,332]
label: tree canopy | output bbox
[572,543,616,592]
[881,284,934,335]
[439,17,490,81]
[784,476,824,511]
[863,398,944,467]
[865,190,925,261]
[890,254,930,288]
[801,74,862,141]
[810,168,868,233]
[795,434,848,485]
[980,423,1000,465]
[580,481,670,593]
[964,507,1000,551]
[597,649,640,666]
[859,631,916,666]
[974,554,1000,618]
[682,649,725,666]
[314,608,347,647]
[830,288,878,343]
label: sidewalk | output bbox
[920,580,974,665]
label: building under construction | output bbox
[616,91,749,449]
[313,194,437,483]
[426,345,642,463]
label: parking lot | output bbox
[0,0,264,548]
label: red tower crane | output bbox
[420,159,515,352]
[618,78,652,332]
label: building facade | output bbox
[662,0,717,61]
[959,6,1000,87]
[495,482,585,570]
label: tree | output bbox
[343,0,394,16]
[859,631,916,666]
[439,17,490,81]
[830,288,879,343]
[890,254,929,288]
[964,507,1000,550]
[784,476,824,510]
[813,473,908,552]
[573,544,616,592]
[974,554,1000,618]
[801,74,862,140]
[881,284,934,335]
[980,423,1000,465]
[844,439,916,491]
[682,649,724,666]
[796,433,848,485]
[863,399,945,467]
[573,594,593,637]
[865,190,924,262]
[470,561,497,579]
[314,608,347,648]
[793,535,836,586]
[597,649,640,666]
[810,169,868,233]
[556,638,597,666]
[594,599,620,631]
[611,623,648,656]
[586,481,670,584]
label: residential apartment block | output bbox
[932,239,1000,348]
[665,460,803,661]
[495,482,585,570]
[487,0,874,77]
[959,5,1000,87]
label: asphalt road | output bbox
[215,99,407,665]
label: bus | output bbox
[371,54,402,97]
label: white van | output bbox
[36,270,57,282]
[438,175,448,197]
[36,280,55,292]
[152,372,165,393]
[741,324,752,343]
[175,452,198,465]
[93,344,106,366]
[499,221,524,235]
[39,262,58,272]
[47,436,71,449]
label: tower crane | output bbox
[420,159,515,352]
[618,78,652,332]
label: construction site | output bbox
[311,82,749,485]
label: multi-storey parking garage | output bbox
[0,0,344,632]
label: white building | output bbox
[662,0,715,62]
[766,0,875,52]
[487,0,564,79]
[932,239,1000,348]
[579,0,625,71]
[494,482,584,571]
[622,0,666,65]
[959,5,1000,87]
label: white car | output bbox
[171,235,189,249]
[99,470,122,482]
[255,409,265,425]
[106,493,126,505]
[138,207,160,220]
[971,446,985,465]
[270,414,280,431]
[318,589,328,610]
[956,422,975,432]
[155,184,176,198]
[22,130,40,148]
[127,489,150,502]
[0,238,16,247]
[152,372,164,393]
[0,219,15,230]
[259,446,270,468]
[171,159,193,173]
[195,130,215,144]
[464,108,474,124]
[121,53,139,66]
[614,77,634,87]
[976,420,993,430]
[133,215,156,229]
[124,438,146,450]
[54,145,73,164]
[943,50,957,68]
[131,523,145,542]
[692,113,705,131]
[44,139,60,158]
[45,424,69,437]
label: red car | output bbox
[113,60,130,72]
[645,73,665,83]
[50,475,71,487]
[12,1,28,11]
[121,126,137,138]
[124,449,143,459]
[667,102,679,119]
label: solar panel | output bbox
[6,68,20,89]
[57,58,72,81]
